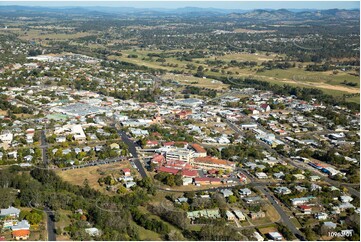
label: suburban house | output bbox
[239,188,252,197]
[250,211,266,220]
[233,210,246,221]
[274,187,292,195]
[268,232,283,241]
[226,210,236,221]
[0,207,21,218]
[12,230,30,240]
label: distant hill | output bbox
[0,5,359,19]
[228,8,360,20]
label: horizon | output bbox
[0,1,359,10]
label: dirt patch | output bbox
[282,80,359,94]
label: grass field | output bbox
[56,162,130,193]
[162,73,229,90]
[263,204,281,222]
[257,225,278,235]
[109,48,359,100]
[0,28,93,41]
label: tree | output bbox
[228,195,237,203]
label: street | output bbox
[117,130,147,178]
[44,207,56,241]
[256,186,305,240]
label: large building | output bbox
[166,148,194,163]
[192,156,235,170]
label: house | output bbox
[340,196,353,203]
[310,175,320,182]
[239,188,252,197]
[315,212,328,220]
[274,187,292,195]
[56,136,66,143]
[11,220,30,231]
[187,209,221,220]
[125,182,136,189]
[122,168,131,176]
[290,197,314,206]
[233,210,246,221]
[23,155,33,163]
[176,110,192,119]
[110,143,120,150]
[119,176,134,182]
[0,206,20,218]
[323,221,337,229]
[220,189,233,198]
[294,185,308,193]
[244,196,262,204]
[310,183,322,191]
[241,124,258,130]
[273,172,285,180]
[255,172,268,179]
[182,177,193,185]
[226,210,235,221]
[293,174,305,180]
[250,211,266,220]
[83,146,91,152]
[338,202,355,211]
[12,230,30,240]
[299,205,312,214]
[253,232,264,241]
[8,151,18,159]
[175,197,188,204]
[145,140,158,148]
[85,228,101,237]
[259,104,271,112]
[268,232,283,241]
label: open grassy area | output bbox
[109,49,359,99]
[162,73,229,90]
[257,224,278,235]
[263,204,281,222]
[131,221,162,241]
[56,161,130,194]
[0,28,93,41]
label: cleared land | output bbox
[56,161,131,193]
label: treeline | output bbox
[101,60,165,74]
[130,208,170,235]
[182,86,217,98]
[211,75,359,111]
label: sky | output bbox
[0,1,359,10]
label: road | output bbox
[256,186,305,241]
[117,130,147,178]
[44,207,56,241]
[40,130,49,167]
